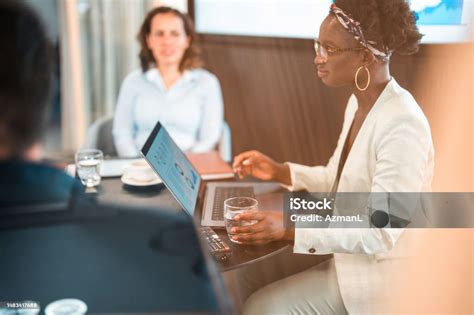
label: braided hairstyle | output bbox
[334,0,422,57]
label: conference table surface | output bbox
[96,177,292,272]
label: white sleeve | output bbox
[282,161,338,192]
[294,228,403,255]
[113,76,140,157]
[190,74,224,153]
[294,114,433,255]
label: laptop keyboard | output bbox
[212,186,255,221]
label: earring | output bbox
[355,65,370,91]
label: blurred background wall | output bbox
[199,38,473,192]
[30,0,472,191]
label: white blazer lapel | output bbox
[337,79,396,192]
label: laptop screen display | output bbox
[141,122,201,215]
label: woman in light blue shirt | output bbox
[113,6,224,157]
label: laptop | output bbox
[141,121,277,227]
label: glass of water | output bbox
[224,197,258,243]
[75,149,103,187]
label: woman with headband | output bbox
[232,0,434,313]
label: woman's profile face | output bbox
[146,13,190,69]
[315,15,365,87]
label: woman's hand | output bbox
[230,211,294,245]
[232,150,292,185]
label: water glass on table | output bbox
[224,197,259,243]
[75,149,103,187]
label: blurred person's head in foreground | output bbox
[137,6,202,73]
[0,0,52,161]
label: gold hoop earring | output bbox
[355,66,370,91]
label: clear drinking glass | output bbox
[75,149,103,187]
[224,197,258,243]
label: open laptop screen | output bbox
[141,122,201,215]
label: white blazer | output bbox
[285,79,434,314]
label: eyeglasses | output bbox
[314,39,365,59]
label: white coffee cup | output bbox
[122,159,158,182]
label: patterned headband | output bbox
[329,3,391,59]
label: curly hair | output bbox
[334,0,422,56]
[137,6,203,72]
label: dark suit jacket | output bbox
[0,160,228,314]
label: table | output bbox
[95,177,330,312]
[96,177,292,272]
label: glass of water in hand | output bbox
[224,197,259,243]
[75,149,103,187]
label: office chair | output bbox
[85,116,231,160]
[218,121,232,162]
[83,115,117,157]
[0,202,232,314]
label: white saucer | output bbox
[45,298,87,315]
[121,174,163,187]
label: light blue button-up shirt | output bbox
[112,68,224,157]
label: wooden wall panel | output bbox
[199,35,350,166]
[198,34,473,190]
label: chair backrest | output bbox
[218,121,232,162]
[86,117,230,160]
[84,116,117,157]
[0,203,230,314]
